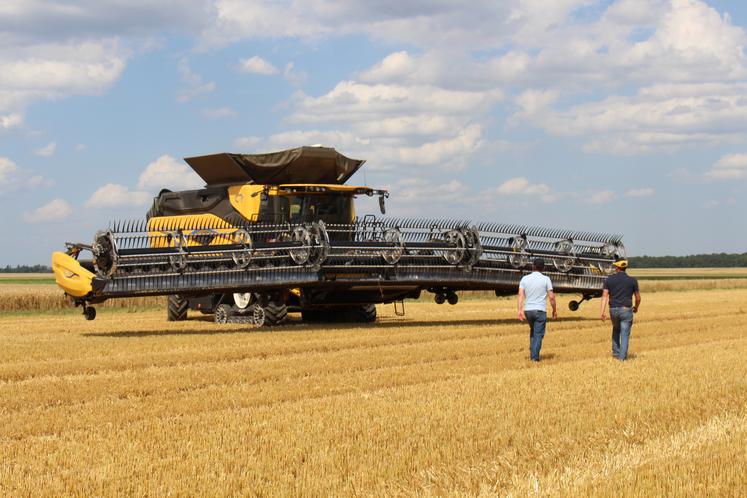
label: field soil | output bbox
[0,275,746,496]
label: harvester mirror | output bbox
[378,193,386,214]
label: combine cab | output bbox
[52,146,626,326]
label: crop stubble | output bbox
[0,284,745,496]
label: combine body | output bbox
[53,146,626,325]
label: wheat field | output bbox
[0,278,746,496]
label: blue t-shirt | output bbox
[519,272,553,312]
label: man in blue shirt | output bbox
[518,258,557,362]
[600,258,642,361]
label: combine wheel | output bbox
[83,306,96,321]
[301,309,326,322]
[253,301,288,326]
[446,292,458,305]
[214,304,231,324]
[233,292,252,310]
[568,300,580,312]
[346,304,377,323]
[434,293,446,305]
[167,295,189,321]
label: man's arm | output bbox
[633,291,641,313]
[600,289,609,321]
[548,290,557,319]
[517,288,526,321]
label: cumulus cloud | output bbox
[34,141,56,157]
[212,0,744,157]
[290,81,500,124]
[23,198,72,223]
[138,155,204,191]
[237,56,278,75]
[0,156,50,192]
[626,187,655,197]
[86,183,152,208]
[394,178,469,205]
[0,0,212,41]
[586,190,618,204]
[176,57,215,102]
[496,177,550,196]
[0,39,128,115]
[1,113,23,130]
[706,153,747,180]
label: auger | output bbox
[52,146,626,326]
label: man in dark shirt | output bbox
[600,258,641,361]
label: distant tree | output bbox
[629,253,747,268]
[0,264,52,273]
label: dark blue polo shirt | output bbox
[603,272,639,308]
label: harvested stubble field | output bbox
[0,272,746,496]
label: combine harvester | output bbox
[52,146,626,326]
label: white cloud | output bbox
[0,40,128,115]
[237,56,278,75]
[519,83,747,154]
[86,183,152,208]
[35,141,56,157]
[176,57,215,102]
[23,199,72,223]
[359,51,414,83]
[0,1,211,40]
[290,81,500,124]
[75,143,87,152]
[138,155,204,191]
[0,156,50,192]
[0,113,23,130]
[234,136,263,149]
[203,106,238,119]
[497,177,549,195]
[394,178,469,205]
[586,190,618,204]
[0,157,19,186]
[625,187,655,197]
[706,153,747,180]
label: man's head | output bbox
[613,258,629,272]
[532,258,545,272]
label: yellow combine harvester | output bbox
[53,146,626,326]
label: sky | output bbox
[2,0,747,265]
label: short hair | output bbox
[532,258,545,270]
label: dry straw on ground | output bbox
[0,279,745,496]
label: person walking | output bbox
[600,258,641,361]
[518,258,557,362]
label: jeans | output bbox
[525,310,547,361]
[610,307,634,360]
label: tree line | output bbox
[1,265,53,273]
[629,253,747,268]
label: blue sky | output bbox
[2,0,747,265]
